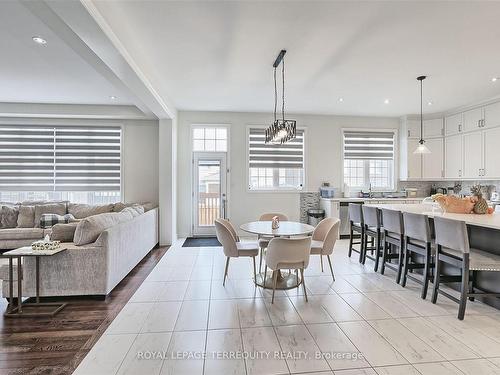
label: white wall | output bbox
[0,116,159,205]
[177,111,399,237]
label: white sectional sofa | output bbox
[0,201,159,298]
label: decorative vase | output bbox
[271,216,280,230]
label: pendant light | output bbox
[414,75,431,154]
[265,50,297,144]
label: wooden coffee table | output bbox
[1,246,68,317]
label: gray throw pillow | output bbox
[40,213,76,229]
[0,205,19,228]
[73,210,134,245]
[68,203,114,219]
[17,205,36,228]
[34,203,67,228]
[50,222,79,242]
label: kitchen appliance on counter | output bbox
[405,188,418,198]
[319,187,336,198]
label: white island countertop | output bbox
[320,197,424,202]
[372,203,500,231]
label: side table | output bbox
[1,246,68,317]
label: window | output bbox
[343,130,395,190]
[248,128,305,191]
[0,124,121,204]
[192,126,227,152]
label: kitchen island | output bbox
[372,203,500,309]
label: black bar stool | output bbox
[348,203,364,263]
[361,205,383,271]
[401,212,434,299]
[380,208,405,283]
[432,216,500,320]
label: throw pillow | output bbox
[17,205,36,228]
[73,210,134,245]
[68,203,114,219]
[50,222,79,242]
[39,213,76,229]
[34,203,67,228]
[0,205,19,228]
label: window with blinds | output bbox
[248,128,304,190]
[0,125,121,192]
[343,130,395,190]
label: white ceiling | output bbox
[0,1,135,106]
[91,0,500,117]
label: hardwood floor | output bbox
[0,246,169,375]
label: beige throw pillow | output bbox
[68,203,114,219]
[34,203,67,228]
[0,205,19,229]
[17,205,36,228]
[50,222,79,242]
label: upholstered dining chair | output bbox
[380,208,405,284]
[265,237,312,303]
[432,216,500,320]
[215,219,259,286]
[310,218,340,281]
[257,213,289,273]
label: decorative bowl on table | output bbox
[31,240,60,251]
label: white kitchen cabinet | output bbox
[463,107,484,132]
[406,138,422,179]
[445,113,463,136]
[320,199,340,219]
[422,138,444,179]
[463,132,483,178]
[483,127,500,178]
[423,118,444,138]
[405,120,421,139]
[484,101,500,129]
[445,134,463,178]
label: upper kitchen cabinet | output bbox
[422,138,444,179]
[445,134,463,178]
[423,118,444,138]
[406,138,423,179]
[484,101,500,129]
[483,127,500,178]
[404,119,421,138]
[463,107,484,132]
[445,113,463,135]
[463,132,483,178]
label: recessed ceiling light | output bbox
[384,99,390,104]
[492,77,498,82]
[338,97,344,103]
[32,36,47,45]
[427,101,433,106]
[109,95,117,100]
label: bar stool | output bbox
[361,205,383,271]
[348,203,364,263]
[432,216,500,320]
[380,208,405,283]
[401,212,434,299]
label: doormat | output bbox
[182,237,221,247]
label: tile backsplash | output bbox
[399,180,500,200]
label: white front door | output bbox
[193,152,227,236]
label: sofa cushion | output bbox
[17,206,36,228]
[68,203,114,219]
[40,213,76,229]
[0,228,44,241]
[0,205,19,229]
[73,210,134,245]
[34,203,67,228]
[50,222,79,242]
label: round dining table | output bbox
[240,221,315,290]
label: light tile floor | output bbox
[74,239,500,375]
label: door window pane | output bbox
[198,161,221,226]
[192,127,227,152]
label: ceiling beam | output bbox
[21,0,176,119]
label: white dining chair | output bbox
[310,218,340,281]
[215,219,259,286]
[265,237,312,303]
[257,213,289,273]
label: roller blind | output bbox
[343,131,395,160]
[248,128,304,169]
[0,125,121,191]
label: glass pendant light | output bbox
[414,75,431,154]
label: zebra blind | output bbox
[343,131,395,160]
[0,125,121,192]
[248,128,304,169]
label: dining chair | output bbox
[265,237,312,303]
[310,218,340,281]
[257,213,289,273]
[380,208,405,284]
[432,216,500,320]
[361,205,383,271]
[348,203,364,263]
[401,212,434,299]
[217,218,240,242]
[215,219,259,286]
